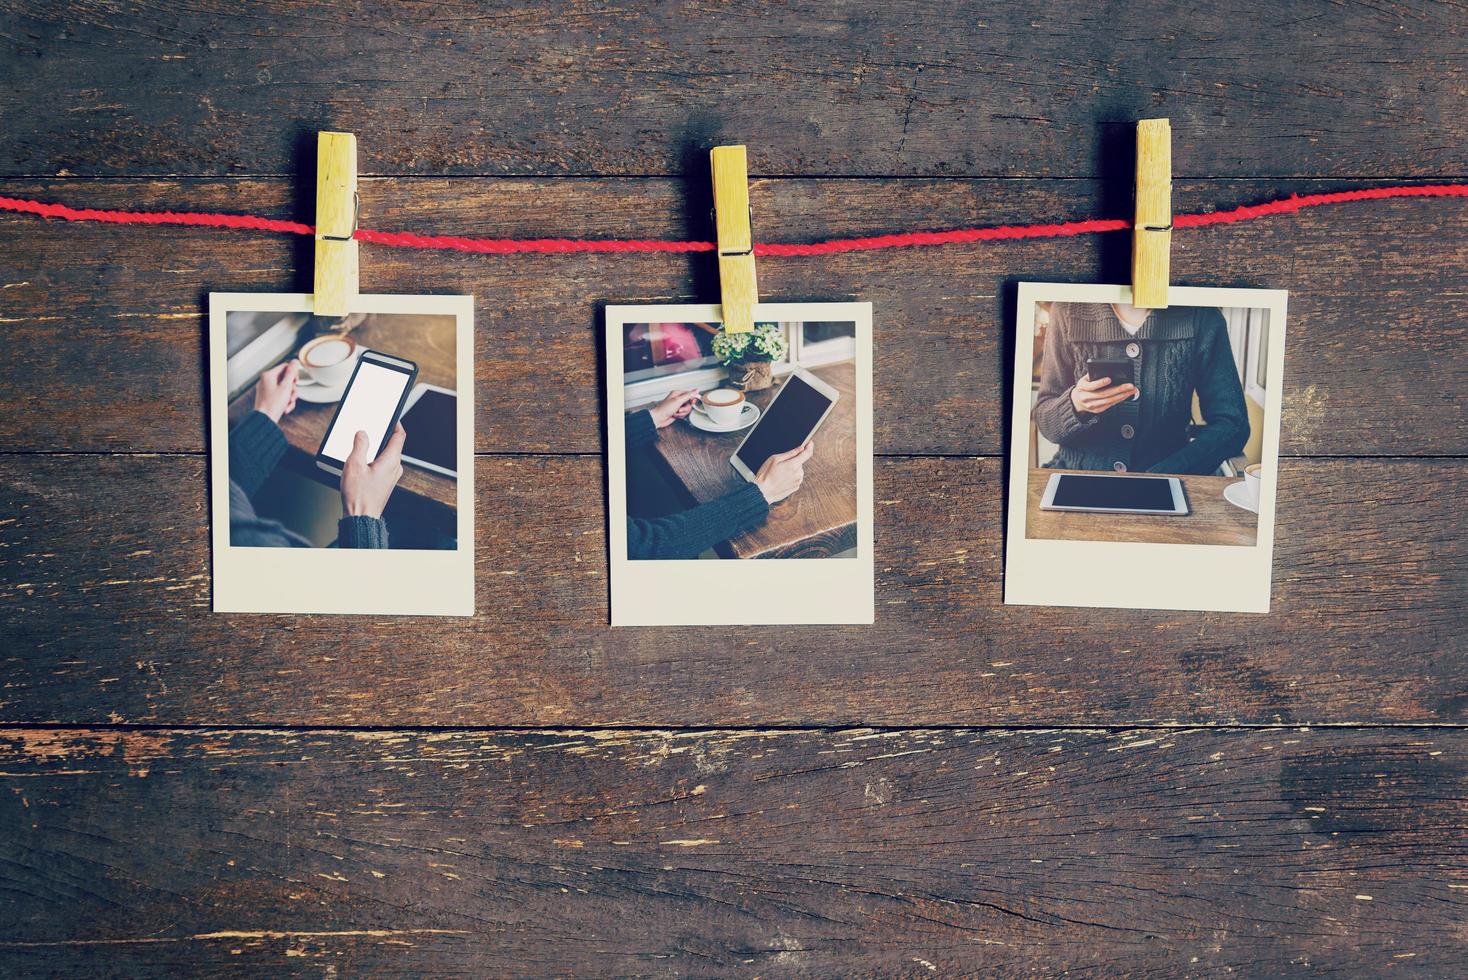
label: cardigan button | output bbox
[1120,424,1135,439]
[1125,341,1141,358]
[1113,461,1128,472]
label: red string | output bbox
[1,183,1464,257]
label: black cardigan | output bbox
[625,410,769,560]
[1034,303,1249,475]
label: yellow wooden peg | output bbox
[710,145,758,333]
[313,131,359,317]
[1131,118,1172,309]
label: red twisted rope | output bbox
[0,183,1464,256]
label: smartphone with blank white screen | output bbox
[1040,472,1189,516]
[398,383,457,478]
[730,368,840,483]
[315,349,419,476]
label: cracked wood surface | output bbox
[1,455,1463,728]
[0,727,1462,976]
[0,177,1465,456]
[2,0,1467,974]
[1,1,1464,177]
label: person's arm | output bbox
[337,513,390,549]
[625,442,811,560]
[228,410,288,498]
[1146,313,1250,475]
[336,425,405,549]
[625,409,659,451]
[230,360,301,497]
[628,483,770,560]
[626,389,701,451]
[1033,306,1102,445]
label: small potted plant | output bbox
[711,322,787,391]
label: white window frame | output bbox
[621,322,798,408]
[1242,309,1269,403]
[1220,307,1249,381]
[791,320,858,369]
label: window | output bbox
[794,320,856,367]
[623,322,720,383]
[1242,309,1270,403]
[621,321,731,407]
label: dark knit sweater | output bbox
[228,410,389,548]
[625,410,770,560]
[1034,303,1249,476]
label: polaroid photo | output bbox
[1005,283,1288,613]
[606,303,875,626]
[208,293,475,616]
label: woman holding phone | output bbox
[1034,302,1249,476]
[625,389,814,560]
[229,360,406,548]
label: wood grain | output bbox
[0,725,1461,976]
[2,1,1465,178]
[2,454,1462,727]
[652,364,857,559]
[3,2,1466,972]
[0,178,1464,457]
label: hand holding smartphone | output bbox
[1083,357,1135,388]
[316,349,419,476]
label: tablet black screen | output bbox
[735,375,833,473]
[1052,474,1175,510]
[401,388,457,473]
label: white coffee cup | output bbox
[297,334,358,387]
[1243,462,1262,509]
[697,388,746,426]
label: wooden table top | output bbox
[227,312,459,510]
[2,4,1466,974]
[649,362,857,559]
[1026,468,1259,546]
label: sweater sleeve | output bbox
[1032,305,1101,446]
[1146,312,1251,476]
[337,515,390,549]
[229,410,288,498]
[627,482,770,560]
[625,410,659,451]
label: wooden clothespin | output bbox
[1131,118,1172,309]
[710,145,758,333]
[313,131,359,317]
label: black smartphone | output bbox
[1084,357,1135,387]
[315,349,420,476]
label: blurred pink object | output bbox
[647,322,702,365]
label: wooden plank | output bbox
[0,178,1464,457]
[2,2,1465,178]
[0,726,1461,975]
[1,454,1462,727]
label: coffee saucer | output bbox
[1223,480,1258,514]
[295,378,350,404]
[688,402,760,434]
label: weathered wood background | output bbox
[1,1,1464,975]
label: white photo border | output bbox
[208,292,475,617]
[1004,283,1288,614]
[606,302,875,627]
